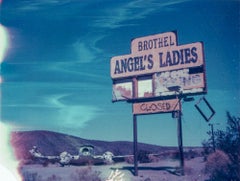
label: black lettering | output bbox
[147,54,154,69]
[166,103,171,110]
[138,41,143,51]
[172,50,180,65]
[162,103,166,110]
[164,36,168,46]
[114,54,154,75]
[136,35,176,52]
[140,103,147,111]
[121,59,127,73]
[149,104,157,111]
[180,49,185,64]
[166,52,173,66]
[157,103,163,110]
[127,57,134,72]
[192,74,201,84]
[185,76,192,86]
[114,60,122,74]
[153,38,158,48]
[133,57,140,71]
[143,41,148,50]
[159,52,166,67]
[191,47,198,63]
[139,56,145,70]
[169,35,175,46]
[184,48,191,64]
[139,102,173,113]
[158,38,163,48]
[179,77,185,86]
[148,40,153,49]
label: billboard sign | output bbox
[133,99,180,115]
[111,42,204,79]
[111,31,206,102]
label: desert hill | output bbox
[11,130,176,160]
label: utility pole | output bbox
[177,99,184,175]
[209,123,216,152]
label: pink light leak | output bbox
[0,20,21,181]
[0,122,22,181]
[0,24,9,64]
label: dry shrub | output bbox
[169,151,179,160]
[144,178,151,181]
[205,150,231,181]
[185,149,200,160]
[148,155,159,162]
[184,166,193,175]
[125,156,134,164]
[22,171,42,181]
[42,160,50,167]
[138,150,151,163]
[46,174,62,181]
[70,167,101,181]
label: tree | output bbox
[205,150,231,181]
[203,112,240,180]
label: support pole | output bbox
[209,123,216,152]
[133,114,138,176]
[132,77,138,176]
[177,101,184,175]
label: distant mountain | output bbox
[11,130,175,160]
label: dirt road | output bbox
[20,157,209,181]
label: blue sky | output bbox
[0,0,239,146]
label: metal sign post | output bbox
[133,114,138,176]
[132,77,139,176]
[170,86,185,175]
[177,98,184,175]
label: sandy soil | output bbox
[20,157,209,181]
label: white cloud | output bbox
[58,105,100,129]
[71,33,105,63]
[43,94,101,129]
[72,41,96,63]
[93,0,191,29]
[17,0,72,11]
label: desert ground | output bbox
[20,156,209,181]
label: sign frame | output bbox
[110,31,207,176]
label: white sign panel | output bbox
[112,81,132,101]
[138,79,153,98]
[111,42,204,79]
[153,68,205,96]
[131,31,177,53]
